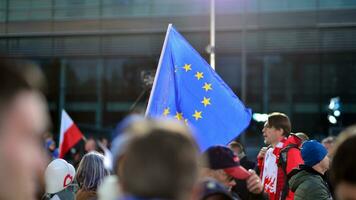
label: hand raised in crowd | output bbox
[246,169,264,194]
[257,147,268,160]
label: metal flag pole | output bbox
[210,0,216,70]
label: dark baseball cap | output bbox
[203,146,251,180]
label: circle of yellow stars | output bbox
[162,63,214,122]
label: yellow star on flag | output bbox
[163,108,170,116]
[195,72,204,80]
[201,97,211,107]
[202,82,212,91]
[182,64,192,72]
[175,112,183,121]
[192,110,202,120]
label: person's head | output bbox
[301,140,329,175]
[111,114,145,175]
[120,119,200,200]
[99,137,109,148]
[202,146,250,189]
[331,125,356,200]
[322,136,336,154]
[228,141,245,159]
[0,59,49,200]
[46,139,56,151]
[85,138,97,152]
[45,159,75,194]
[76,151,109,191]
[199,178,234,200]
[262,112,291,146]
[293,132,309,144]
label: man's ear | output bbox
[276,128,284,137]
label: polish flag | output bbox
[59,110,84,158]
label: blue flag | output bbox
[146,25,252,151]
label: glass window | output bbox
[8,9,30,21]
[0,1,6,9]
[19,38,52,56]
[103,59,126,100]
[7,38,52,56]
[9,0,30,9]
[216,0,259,14]
[54,0,100,20]
[0,39,6,51]
[0,10,6,22]
[287,0,316,11]
[246,55,263,104]
[66,59,99,101]
[320,0,356,9]
[264,55,289,103]
[31,0,52,9]
[216,56,241,91]
[54,37,100,56]
[321,54,356,102]
[291,55,320,102]
[8,0,52,21]
[259,0,288,12]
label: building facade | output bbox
[1,0,356,141]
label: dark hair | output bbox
[121,119,200,200]
[0,58,45,127]
[267,112,291,136]
[228,141,245,154]
[331,125,356,186]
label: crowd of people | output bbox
[1,59,356,200]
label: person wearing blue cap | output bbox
[288,140,333,200]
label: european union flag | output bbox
[146,24,252,151]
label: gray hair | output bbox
[76,151,109,191]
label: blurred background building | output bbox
[1,0,356,150]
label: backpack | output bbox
[278,143,299,200]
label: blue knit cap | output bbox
[301,140,328,167]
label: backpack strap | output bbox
[278,144,299,200]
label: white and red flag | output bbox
[59,110,84,158]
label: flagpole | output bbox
[210,0,216,70]
[145,24,173,116]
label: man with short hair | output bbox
[0,59,50,200]
[119,119,200,200]
[322,136,336,155]
[228,141,257,200]
[84,137,97,153]
[289,140,332,200]
[330,125,356,200]
[257,112,302,200]
[202,146,264,200]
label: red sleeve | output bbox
[257,156,264,177]
[286,148,303,174]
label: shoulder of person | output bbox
[50,195,61,200]
[298,173,328,191]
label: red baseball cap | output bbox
[203,146,251,180]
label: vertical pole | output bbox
[96,60,103,129]
[210,0,216,69]
[58,59,67,133]
[263,57,270,114]
[240,0,248,146]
